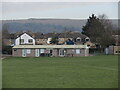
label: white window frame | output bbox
[85,37,90,42]
[40,49,45,53]
[27,49,31,54]
[59,49,65,56]
[35,49,40,57]
[28,39,33,43]
[76,37,81,42]
[20,39,24,43]
[76,49,80,54]
[22,49,26,57]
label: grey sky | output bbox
[2,2,118,20]
[2,0,119,2]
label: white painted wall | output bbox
[47,37,52,44]
[15,33,35,45]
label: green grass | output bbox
[2,55,118,88]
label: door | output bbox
[35,49,40,57]
[22,49,26,57]
[59,49,65,56]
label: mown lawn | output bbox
[2,55,118,88]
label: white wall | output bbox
[15,33,35,45]
[47,37,52,44]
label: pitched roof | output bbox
[15,32,34,39]
[34,33,44,39]
[44,33,60,39]
[58,32,87,39]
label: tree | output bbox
[98,14,115,47]
[2,24,10,39]
[82,14,115,48]
[2,24,13,55]
[82,14,104,43]
[2,24,10,46]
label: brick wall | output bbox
[65,48,89,56]
[13,49,22,57]
[13,48,89,57]
[108,46,114,54]
[52,49,58,56]
[26,49,35,57]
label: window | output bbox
[27,49,31,54]
[40,49,44,53]
[76,49,80,54]
[20,39,24,43]
[77,39,81,41]
[76,38,81,42]
[86,39,90,42]
[85,37,90,42]
[59,49,65,56]
[28,39,33,43]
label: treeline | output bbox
[2,20,82,33]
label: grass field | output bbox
[2,55,118,88]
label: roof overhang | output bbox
[13,45,89,49]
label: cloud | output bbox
[2,0,119,2]
[2,2,118,20]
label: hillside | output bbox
[1,18,119,33]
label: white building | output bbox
[15,33,35,45]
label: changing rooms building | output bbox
[12,45,89,57]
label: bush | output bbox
[2,46,12,55]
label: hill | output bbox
[1,18,119,33]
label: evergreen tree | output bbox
[82,14,115,48]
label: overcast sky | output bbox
[2,0,119,2]
[1,2,118,20]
